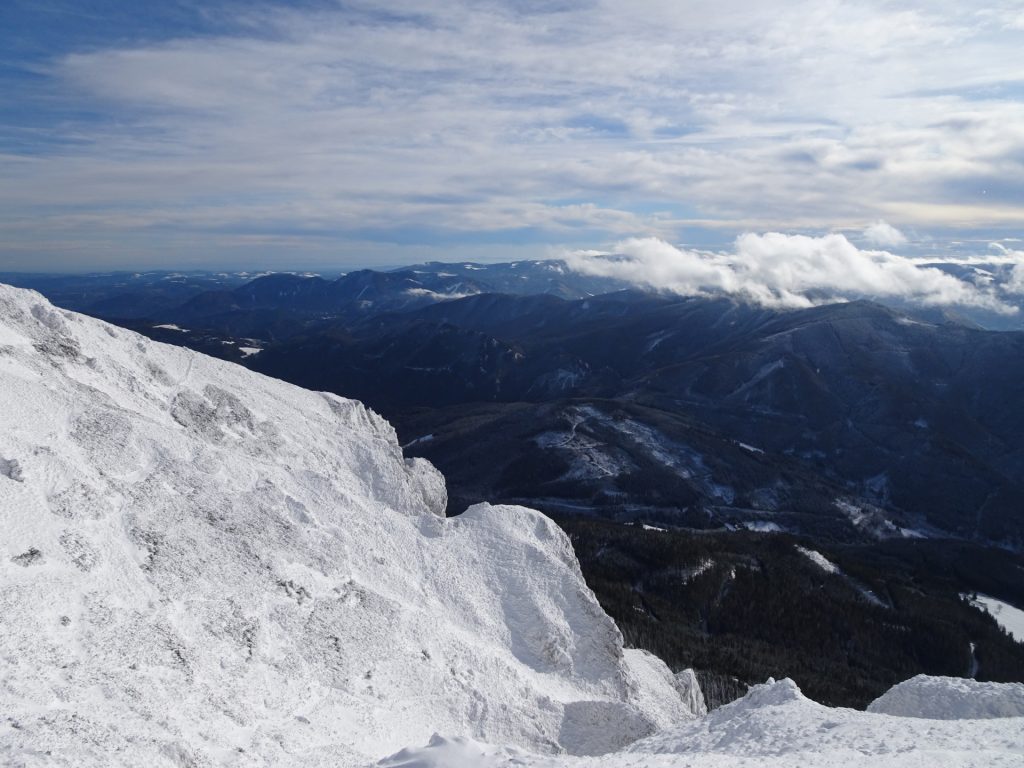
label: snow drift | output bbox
[383,678,1024,767]
[867,675,1024,720]
[0,284,698,766]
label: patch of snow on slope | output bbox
[382,677,1024,767]
[745,521,782,533]
[867,675,1024,719]
[796,546,840,574]
[402,434,435,450]
[644,330,672,352]
[0,284,698,767]
[576,409,735,504]
[964,594,1024,643]
[677,559,715,584]
[404,287,479,301]
[795,545,887,607]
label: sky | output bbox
[1,0,1023,272]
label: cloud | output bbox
[990,243,1024,295]
[863,220,907,247]
[3,1,1024,268]
[565,232,1017,313]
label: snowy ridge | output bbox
[384,678,1024,767]
[0,284,697,766]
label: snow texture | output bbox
[384,678,1024,767]
[867,675,1024,720]
[795,545,840,574]
[966,594,1024,643]
[0,284,698,767]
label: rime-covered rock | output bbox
[0,284,698,767]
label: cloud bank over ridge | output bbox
[566,231,1021,313]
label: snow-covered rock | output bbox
[384,678,1024,767]
[0,284,698,767]
[867,675,1024,719]
[673,670,708,719]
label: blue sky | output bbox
[1,0,1023,271]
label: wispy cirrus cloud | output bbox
[0,0,1022,269]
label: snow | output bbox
[402,434,436,450]
[745,521,782,533]
[153,323,188,332]
[404,288,478,300]
[642,524,667,532]
[3,283,1023,768]
[677,559,715,584]
[239,345,262,357]
[796,546,840,574]
[382,678,1024,767]
[728,359,784,400]
[644,330,673,352]
[965,594,1024,643]
[0,284,699,767]
[736,442,764,454]
[795,546,886,607]
[833,498,907,540]
[867,675,1024,719]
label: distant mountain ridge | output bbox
[244,291,1024,547]
[6,268,1024,710]
[6,264,1023,545]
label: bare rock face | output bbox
[0,284,697,767]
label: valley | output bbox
[9,263,1024,710]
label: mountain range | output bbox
[5,261,1024,708]
[2,282,1023,766]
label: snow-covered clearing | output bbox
[796,545,840,574]
[965,594,1024,643]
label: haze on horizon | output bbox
[1,0,1022,273]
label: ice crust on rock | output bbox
[0,284,698,767]
[867,674,1024,719]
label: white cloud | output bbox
[3,1,1024,268]
[990,243,1024,296]
[565,233,1017,313]
[863,220,907,247]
